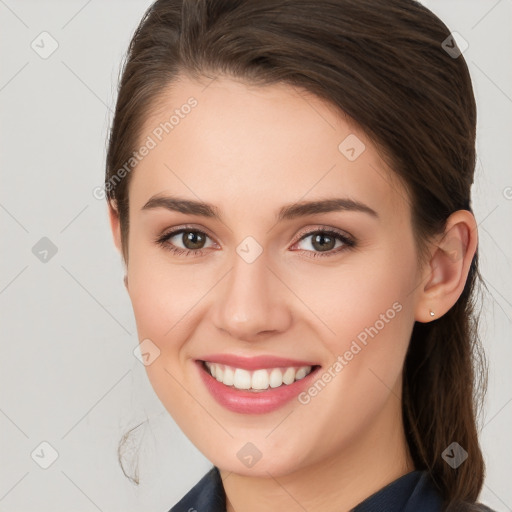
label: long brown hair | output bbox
[105,1,488,509]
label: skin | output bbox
[109,74,477,512]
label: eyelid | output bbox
[293,224,354,243]
[157,223,215,238]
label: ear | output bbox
[414,210,478,323]
[108,200,123,254]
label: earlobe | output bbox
[414,210,477,323]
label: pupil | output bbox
[312,233,334,252]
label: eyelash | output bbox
[154,225,356,259]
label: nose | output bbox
[211,250,293,342]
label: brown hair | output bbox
[106,0,488,509]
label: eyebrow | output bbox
[141,195,379,221]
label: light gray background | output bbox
[0,1,511,511]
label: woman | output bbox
[105,0,495,510]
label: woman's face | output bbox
[115,74,425,477]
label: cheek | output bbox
[126,237,207,342]
[126,264,200,422]
[128,272,171,342]
[285,278,416,468]
[290,241,417,407]
[125,247,215,408]
[292,240,416,348]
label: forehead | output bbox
[129,74,408,221]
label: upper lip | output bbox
[197,354,319,370]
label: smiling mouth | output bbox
[200,360,321,392]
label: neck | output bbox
[220,392,414,512]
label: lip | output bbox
[197,353,319,370]
[195,359,321,414]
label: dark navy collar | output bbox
[169,466,226,512]
[351,469,442,512]
[169,466,448,512]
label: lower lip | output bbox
[196,360,321,414]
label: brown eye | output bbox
[155,227,216,256]
[293,229,355,259]
[310,233,337,252]
[180,230,207,250]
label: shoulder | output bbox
[352,470,497,512]
[168,465,226,512]
[413,473,497,512]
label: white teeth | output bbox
[269,368,283,388]
[204,362,313,391]
[223,366,234,386]
[251,369,269,390]
[282,367,296,385]
[295,367,308,380]
[233,368,251,389]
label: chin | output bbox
[203,438,312,478]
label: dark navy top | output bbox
[168,465,495,512]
